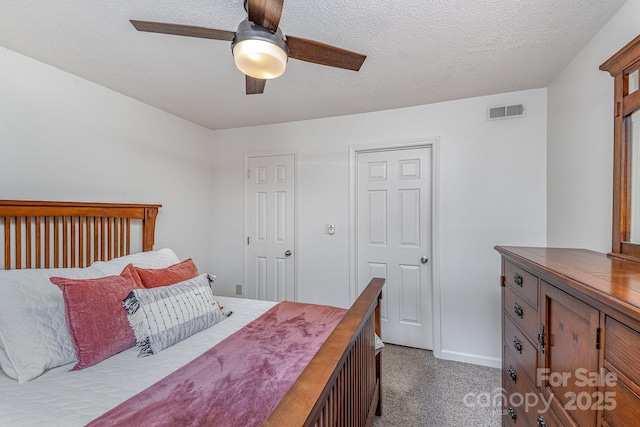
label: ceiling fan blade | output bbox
[246,75,266,95]
[247,0,284,32]
[130,20,235,41]
[286,36,366,71]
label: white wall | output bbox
[547,0,640,252]
[0,46,215,271]
[211,89,547,366]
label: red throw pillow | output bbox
[50,264,144,370]
[135,258,199,288]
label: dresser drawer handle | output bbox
[537,414,548,427]
[513,338,522,353]
[514,303,523,318]
[513,274,523,286]
[508,366,517,382]
[508,407,517,421]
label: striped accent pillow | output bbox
[123,274,227,356]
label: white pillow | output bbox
[124,274,227,356]
[90,248,180,276]
[0,267,104,383]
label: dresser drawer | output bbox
[504,285,539,341]
[605,316,640,387]
[504,260,538,308]
[504,313,538,388]
[503,340,531,390]
[502,376,532,427]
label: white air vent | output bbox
[487,103,526,121]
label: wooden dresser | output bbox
[496,246,640,427]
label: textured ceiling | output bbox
[0,0,627,130]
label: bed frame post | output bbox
[142,206,159,252]
[375,290,382,416]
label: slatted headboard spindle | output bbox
[0,200,161,270]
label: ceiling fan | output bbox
[130,0,367,95]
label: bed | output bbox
[0,200,384,426]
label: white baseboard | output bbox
[440,349,501,369]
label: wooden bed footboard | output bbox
[265,277,385,427]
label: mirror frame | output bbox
[601,34,640,259]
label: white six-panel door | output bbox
[356,147,433,349]
[246,154,295,302]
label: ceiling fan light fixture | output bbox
[233,39,288,79]
[232,19,289,80]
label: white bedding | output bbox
[0,296,276,427]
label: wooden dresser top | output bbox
[495,246,640,321]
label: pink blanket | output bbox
[88,301,346,427]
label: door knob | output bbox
[285,250,292,257]
[421,256,428,264]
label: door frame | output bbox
[243,149,300,301]
[348,138,441,356]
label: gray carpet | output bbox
[372,344,502,427]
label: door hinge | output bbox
[247,169,250,178]
[538,323,546,354]
[596,327,601,349]
[500,275,505,287]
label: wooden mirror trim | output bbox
[601,34,640,259]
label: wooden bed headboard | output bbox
[0,200,161,270]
